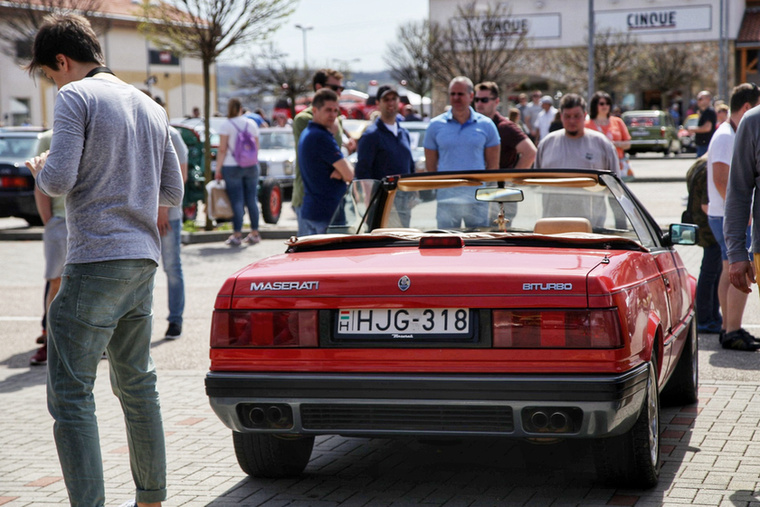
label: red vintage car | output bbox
[206,169,698,488]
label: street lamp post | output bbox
[294,24,313,69]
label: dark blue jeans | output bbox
[222,164,260,234]
[696,243,722,327]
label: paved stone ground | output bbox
[2,366,760,506]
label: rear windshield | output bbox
[624,116,660,127]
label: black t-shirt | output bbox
[696,107,717,147]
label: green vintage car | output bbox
[622,110,681,157]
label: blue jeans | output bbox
[160,218,184,326]
[696,145,708,157]
[436,202,489,229]
[301,217,330,235]
[222,164,259,234]
[696,243,722,327]
[47,260,166,506]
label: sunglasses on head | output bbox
[473,97,494,103]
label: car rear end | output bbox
[206,245,653,441]
[623,112,671,154]
[0,130,45,225]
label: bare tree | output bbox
[140,0,297,229]
[238,43,312,119]
[634,44,702,107]
[0,0,105,63]
[383,20,435,109]
[430,2,527,88]
[558,29,640,97]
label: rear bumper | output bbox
[206,363,650,438]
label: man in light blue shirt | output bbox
[423,76,500,228]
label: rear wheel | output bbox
[593,359,660,488]
[232,432,314,478]
[260,179,282,224]
[661,319,699,406]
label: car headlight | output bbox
[283,160,293,175]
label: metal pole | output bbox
[295,24,313,69]
[588,0,595,99]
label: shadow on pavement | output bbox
[205,427,694,505]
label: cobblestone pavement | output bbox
[3,156,760,506]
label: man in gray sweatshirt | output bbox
[725,92,760,311]
[25,13,183,507]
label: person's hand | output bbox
[345,137,357,154]
[215,171,222,181]
[330,169,343,180]
[25,150,49,178]
[729,260,756,294]
[157,207,170,237]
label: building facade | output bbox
[429,0,760,112]
[0,0,214,127]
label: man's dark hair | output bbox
[25,13,103,75]
[475,81,499,98]
[560,93,586,112]
[730,83,760,112]
[312,68,344,91]
[312,88,338,109]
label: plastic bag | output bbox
[205,180,234,220]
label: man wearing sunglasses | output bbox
[423,76,500,228]
[292,68,356,235]
[474,81,536,169]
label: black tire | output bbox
[232,432,314,478]
[661,319,699,406]
[260,179,282,224]
[593,359,660,488]
[22,215,43,227]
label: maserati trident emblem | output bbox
[398,276,411,292]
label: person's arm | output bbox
[215,134,229,181]
[353,134,373,179]
[159,134,184,208]
[514,138,537,169]
[485,145,500,170]
[33,188,53,225]
[424,148,438,172]
[331,157,354,183]
[615,117,631,151]
[713,161,730,199]
[725,115,758,293]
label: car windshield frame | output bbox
[322,169,662,250]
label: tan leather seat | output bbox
[534,217,593,235]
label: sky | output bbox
[223,0,429,73]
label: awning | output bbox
[738,7,760,46]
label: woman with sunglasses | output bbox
[586,91,632,179]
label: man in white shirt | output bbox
[706,83,760,350]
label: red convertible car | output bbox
[206,169,698,488]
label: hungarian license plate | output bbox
[336,308,471,339]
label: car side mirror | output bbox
[665,223,698,246]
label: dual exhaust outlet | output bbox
[241,403,293,429]
[523,407,580,433]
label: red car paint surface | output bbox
[206,169,698,487]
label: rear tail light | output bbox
[211,310,318,347]
[492,309,623,348]
[660,126,667,138]
[0,176,32,189]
